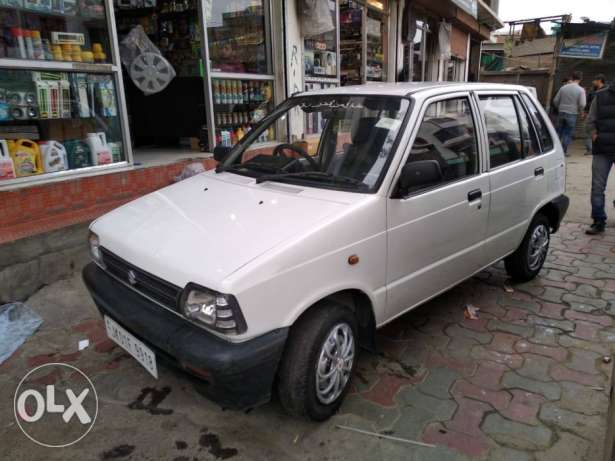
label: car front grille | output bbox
[100,247,182,311]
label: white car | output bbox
[84,82,568,421]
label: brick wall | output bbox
[0,158,217,245]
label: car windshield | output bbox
[217,95,410,192]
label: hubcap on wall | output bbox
[528,224,550,271]
[315,323,355,405]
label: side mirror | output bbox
[213,145,232,162]
[395,160,442,197]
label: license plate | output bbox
[104,316,158,379]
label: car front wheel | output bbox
[277,303,358,421]
[505,214,551,282]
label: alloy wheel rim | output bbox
[315,323,355,405]
[528,224,549,271]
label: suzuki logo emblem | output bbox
[127,270,137,285]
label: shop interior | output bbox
[113,0,207,162]
[113,0,275,163]
[339,0,387,86]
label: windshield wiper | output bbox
[255,171,367,189]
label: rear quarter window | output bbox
[521,94,554,152]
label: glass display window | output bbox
[0,68,125,181]
[366,4,386,81]
[212,77,274,147]
[206,0,270,75]
[304,0,337,79]
[339,0,362,86]
[0,0,111,64]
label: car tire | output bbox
[505,214,551,282]
[277,302,358,421]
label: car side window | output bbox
[479,96,523,169]
[521,94,555,152]
[515,96,540,157]
[400,97,479,194]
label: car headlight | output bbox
[180,283,247,335]
[88,231,105,269]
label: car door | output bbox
[475,91,548,263]
[386,93,490,320]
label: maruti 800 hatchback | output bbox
[84,82,569,421]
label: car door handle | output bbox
[535,167,545,176]
[467,189,482,202]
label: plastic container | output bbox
[9,139,43,177]
[64,139,92,169]
[40,140,68,172]
[0,140,16,180]
[86,132,111,165]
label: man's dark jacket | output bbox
[593,86,615,155]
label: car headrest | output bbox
[351,117,380,144]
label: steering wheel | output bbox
[273,143,319,170]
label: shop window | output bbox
[206,1,270,75]
[212,77,274,147]
[0,69,125,181]
[340,0,362,85]
[304,0,337,79]
[366,5,386,81]
[0,0,111,63]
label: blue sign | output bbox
[559,32,608,60]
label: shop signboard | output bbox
[451,0,477,18]
[559,32,609,60]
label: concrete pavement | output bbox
[2,142,615,460]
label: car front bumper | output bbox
[82,262,288,409]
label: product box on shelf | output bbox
[6,90,38,120]
[69,73,91,118]
[64,139,92,169]
[108,141,122,162]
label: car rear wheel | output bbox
[505,214,550,282]
[277,303,357,421]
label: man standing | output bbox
[584,74,607,155]
[586,80,615,235]
[553,71,587,155]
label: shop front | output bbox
[0,0,130,187]
[0,0,286,190]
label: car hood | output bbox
[92,171,357,290]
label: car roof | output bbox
[294,82,531,98]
